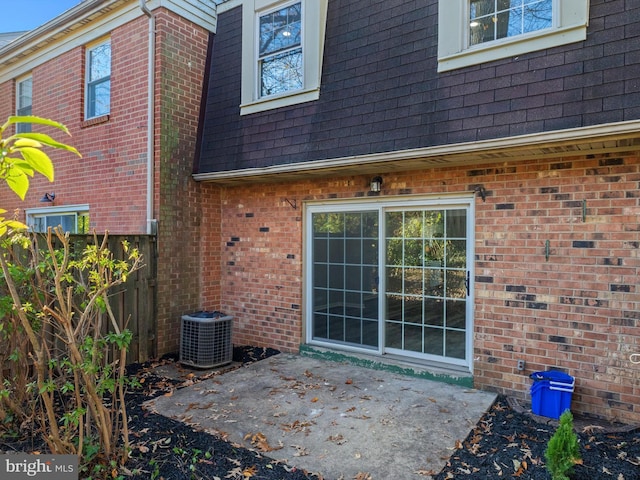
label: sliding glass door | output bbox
[307,197,473,369]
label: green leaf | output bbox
[1,115,70,135]
[9,161,35,177]
[13,138,43,148]
[4,220,26,230]
[12,133,81,157]
[5,169,29,200]
[17,147,54,182]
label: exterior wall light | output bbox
[370,176,383,192]
[40,192,55,203]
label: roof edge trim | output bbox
[193,119,640,183]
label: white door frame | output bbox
[304,194,475,372]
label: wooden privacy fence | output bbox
[55,234,158,364]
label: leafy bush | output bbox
[0,116,142,477]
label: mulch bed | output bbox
[2,346,639,479]
[434,397,639,480]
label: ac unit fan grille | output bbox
[180,314,232,368]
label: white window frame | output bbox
[240,0,328,115]
[16,75,32,133]
[437,0,589,72]
[85,38,111,119]
[26,204,90,234]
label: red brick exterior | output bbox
[154,10,211,354]
[0,7,212,358]
[205,152,640,424]
[1,18,150,232]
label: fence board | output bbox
[56,234,157,364]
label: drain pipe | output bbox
[140,0,156,235]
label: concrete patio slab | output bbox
[145,354,497,479]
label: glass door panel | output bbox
[384,208,468,361]
[311,211,379,349]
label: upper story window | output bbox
[26,205,90,234]
[438,0,589,72]
[85,39,111,119]
[241,0,328,115]
[16,76,32,133]
[259,2,302,97]
[469,0,552,46]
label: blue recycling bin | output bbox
[530,371,574,419]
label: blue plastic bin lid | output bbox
[530,370,574,384]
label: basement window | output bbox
[26,205,90,234]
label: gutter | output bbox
[140,0,157,235]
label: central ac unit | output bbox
[180,311,233,368]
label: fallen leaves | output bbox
[243,432,283,452]
[353,472,371,480]
[415,468,438,476]
[291,444,309,456]
[281,419,315,434]
[327,433,347,445]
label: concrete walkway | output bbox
[146,354,496,480]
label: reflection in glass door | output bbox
[384,209,468,361]
[311,211,379,348]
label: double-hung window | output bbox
[438,0,589,72]
[259,2,302,97]
[240,0,328,115]
[85,39,111,119]
[16,76,32,133]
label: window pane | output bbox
[259,3,301,56]
[523,0,552,33]
[258,2,302,97]
[469,0,552,46]
[18,77,32,109]
[311,210,379,349]
[89,79,111,117]
[78,213,90,234]
[17,77,32,133]
[89,42,111,81]
[260,49,302,96]
[29,212,86,233]
[87,41,111,117]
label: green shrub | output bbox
[545,410,582,480]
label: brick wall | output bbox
[154,10,211,355]
[206,152,640,424]
[0,17,151,233]
[0,9,213,358]
[200,184,222,309]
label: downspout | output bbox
[140,0,156,235]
